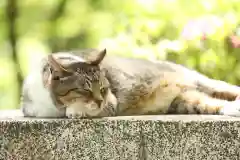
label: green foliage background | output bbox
[1,0,240,109]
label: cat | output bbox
[20,49,117,118]
[21,48,240,118]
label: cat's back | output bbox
[102,55,202,81]
[71,49,179,74]
[70,48,204,82]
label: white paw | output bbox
[66,107,86,119]
[220,101,240,117]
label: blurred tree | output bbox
[6,0,22,104]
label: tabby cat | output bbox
[21,48,240,118]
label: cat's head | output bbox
[44,48,110,117]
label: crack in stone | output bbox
[139,124,147,160]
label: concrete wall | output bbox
[0,110,240,160]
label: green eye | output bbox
[53,76,60,81]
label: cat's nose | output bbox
[95,99,103,108]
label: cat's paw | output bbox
[101,103,117,117]
[66,107,86,119]
[99,92,118,117]
[220,100,240,117]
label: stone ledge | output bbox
[0,110,240,160]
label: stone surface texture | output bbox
[0,110,240,160]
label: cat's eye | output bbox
[53,76,60,80]
[49,67,53,73]
[51,70,62,82]
[53,76,64,84]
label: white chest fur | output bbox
[22,58,65,117]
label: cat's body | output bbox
[21,48,240,118]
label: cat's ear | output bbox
[47,55,69,73]
[87,48,107,65]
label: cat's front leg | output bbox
[66,103,118,119]
[65,102,108,118]
[66,104,88,118]
[66,91,118,118]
